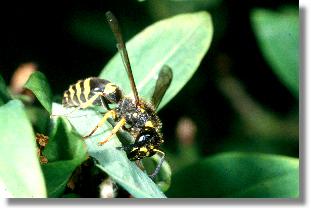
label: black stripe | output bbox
[71,85,80,105]
[78,80,87,103]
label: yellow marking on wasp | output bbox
[130,147,139,152]
[76,81,83,104]
[140,108,145,113]
[145,120,154,128]
[104,83,117,94]
[83,78,91,100]
[139,147,148,153]
[69,85,78,106]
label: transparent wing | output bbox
[151,65,173,110]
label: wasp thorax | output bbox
[116,98,159,129]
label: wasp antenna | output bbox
[105,11,140,105]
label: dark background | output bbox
[0,0,299,166]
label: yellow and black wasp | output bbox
[62,11,172,178]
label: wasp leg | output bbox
[135,160,145,171]
[50,106,81,118]
[149,149,165,180]
[83,109,116,139]
[98,118,126,145]
[51,93,102,118]
[80,93,102,109]
[100,96,111,111]
[117,145,165,179]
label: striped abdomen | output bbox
[62,77,122,108]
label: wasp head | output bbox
[124,127,162,160]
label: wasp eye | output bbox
[136,127,159,147]
[137,133,151,145]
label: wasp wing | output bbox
[151,65,173,110]
[105,11,140,105]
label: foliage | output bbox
[0,75,11,105]
[0,100,46,197]
[0,1,299,199]
[100,11,213,110]
[166,152,299,198]
[52,11,213,198]
[41,117,88,197]
[0,11,213,198]
[251,7,299,97]
[24,71,53,114]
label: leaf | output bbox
[251,7,299,97]
[0,100,46,197]
[142,154,172,192]
[52,103,166,198]
[166,152,299,198]
[25,106,50,133]
[100,11,213,110]
[0,74,11,106]
[41,117,88,197]
[24,71,53,114]
[51,12,212,198]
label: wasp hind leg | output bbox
[51,93,102,119]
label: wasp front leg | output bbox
[117,144,165,179]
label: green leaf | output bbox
[0,74,11,106]
[52,103,166,198]
[41,117,88,197]
[0,100,46,197]
[142,154,172,192]
[25,107,50,133]
[166,152,299,198]
[100,11,213,110]
[24,71,53,114]
[51,12,212,197]
[251,7,299,97]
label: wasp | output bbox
[62,11,172,178]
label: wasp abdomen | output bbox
[62,77,123,108]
